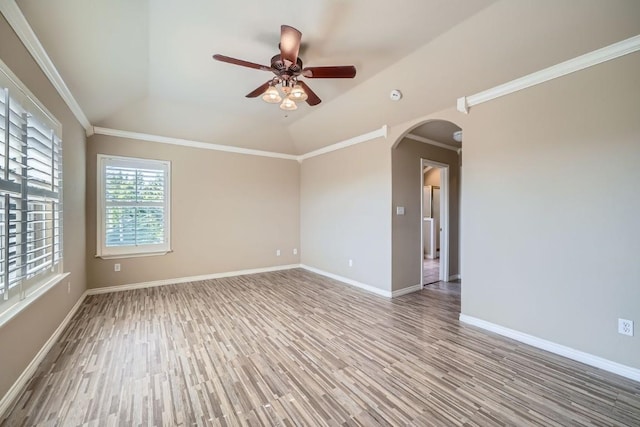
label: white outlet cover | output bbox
[396,206,405,215]
[618,318,634,336]
[276,250,281,256]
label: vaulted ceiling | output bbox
[14,0,640,154]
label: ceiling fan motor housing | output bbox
[270,55,303,77]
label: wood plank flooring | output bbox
[423,259,439,285]
[2,269,639,426]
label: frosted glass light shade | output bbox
[262,86,282,103]
[289,84,308,101]
[279,97,297,110]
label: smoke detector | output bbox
[390,89,403,101]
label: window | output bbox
[0,62,63,312]
[97,155,171,258]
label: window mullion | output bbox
[2,88,9,300]
[49,130,55,192]
[3,194,8,301]
[3,88,8,181]
[18,113,29,299]
[134,169,138,246]
[19,112,28,299]
[49,131,55,271]
[56,136,62,266]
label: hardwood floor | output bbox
[2,269,639,426]
[423,259,439,285]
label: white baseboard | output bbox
[299,264,392,298]
[459,314,640,383]
[0,290,88,418]
[448,274,461,281]
[392,284,422,297]
[87,264,300,295]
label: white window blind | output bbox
[97,155,170,258]
[0,75,63,308]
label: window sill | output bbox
[0,272,71,329]
[95,250,173,260]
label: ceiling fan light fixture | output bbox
[262,86,282,103]
[289,84,308,101]
[280,97,298,111]
[213,24,357,108]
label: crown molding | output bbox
[297,125,388,161]
[92,127,299,160]
[92,125,389,162]
[457,34,640,113]
[0,0,92,133]
[405,133,460,152]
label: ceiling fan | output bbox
[213,25,356,110]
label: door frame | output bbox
[420,159,450,288]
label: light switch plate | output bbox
[396,206,405,215]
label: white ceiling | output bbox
[15,0,495,152]
[13,1,640,154]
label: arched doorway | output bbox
[390,119,462,292]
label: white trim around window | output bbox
[96,154,171,259]
[0,58,65,319]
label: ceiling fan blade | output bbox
[246,81,272,98]
[302,66,356,79]
[213,54,272,72]
[279,25,302,65]
[298,81,321,106]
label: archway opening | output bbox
[391,119,462,296]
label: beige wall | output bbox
[462,53,640,368]
[300,138,392,291]
[86,135,300,288]
[392,139,460,290]
[0,15,86,399]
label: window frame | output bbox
[0,58,66,324]
[96,154,171,259]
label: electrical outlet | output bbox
[293,248,298,255]
[276,249,281,256]
[114,263,121,272]
[67,282,71,294]
[618,318,634,336]
[348,259,353,267]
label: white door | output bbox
[432,188,440,258]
